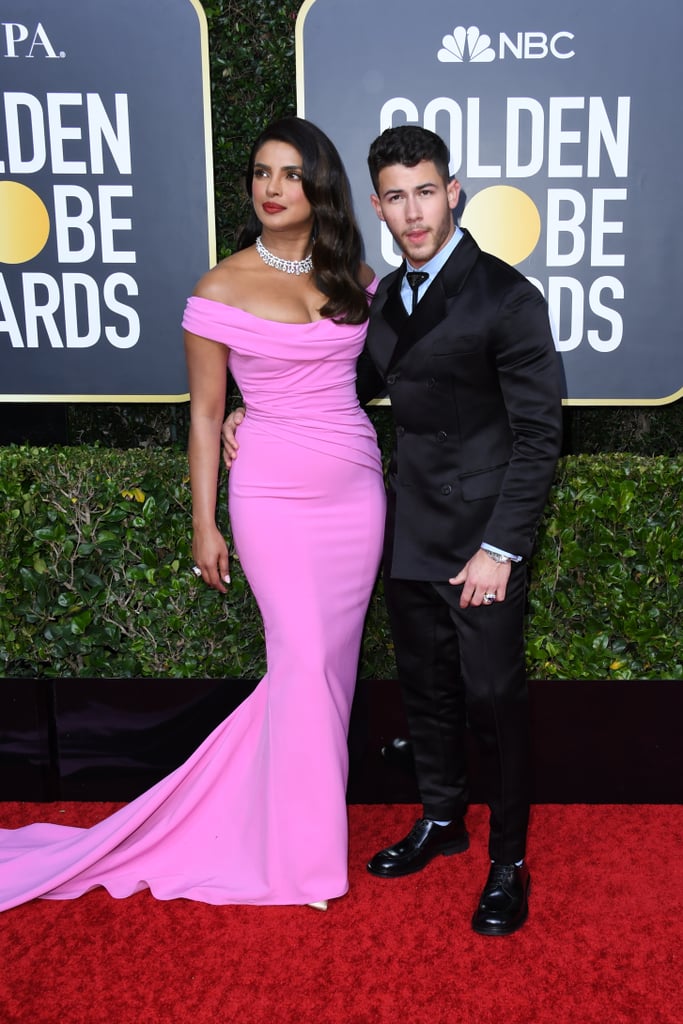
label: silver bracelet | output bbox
[482,548,512,564]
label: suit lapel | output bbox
[382,230,481,371]
[381,270,408,338]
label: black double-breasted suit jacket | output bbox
[358,229,564,581]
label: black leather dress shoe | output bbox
[367,818,469,878]
[471,862,530,936]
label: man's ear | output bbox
[370,194,385,222]
[447,178,461,210]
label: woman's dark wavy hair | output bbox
[237,117,369,325]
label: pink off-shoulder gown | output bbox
[0,288,385,910]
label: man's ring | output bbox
[191,566,202,578]
[483,592,496,604]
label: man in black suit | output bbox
[359,125,563,935]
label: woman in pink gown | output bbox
[0,118,385,912]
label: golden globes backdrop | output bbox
[297,0,683,404]
[0,0,213,401]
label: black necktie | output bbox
[406,271,429,313]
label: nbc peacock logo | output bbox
[438,26,496,63]
[437,24,575,62]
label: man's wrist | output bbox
[480,544,521,564]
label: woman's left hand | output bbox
[192,524,231,593]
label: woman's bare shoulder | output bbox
[193,249,256,305]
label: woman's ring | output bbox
[483,592,496,604]
[191,566,202,578]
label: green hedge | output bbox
[0,446,680,680]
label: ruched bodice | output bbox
[183,295,381,472]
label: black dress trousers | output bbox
[383,562,531,864]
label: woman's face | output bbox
[251,140,314,234]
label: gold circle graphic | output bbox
[461,185,541,266]
[0,182,50,264]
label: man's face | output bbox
[371,160,460,268]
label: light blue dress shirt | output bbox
[399,226,463,313]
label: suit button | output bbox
[396,425,406,437]
[440,484,452,496]
[436,430,448,442]
[427,378,436,389]
[386,373,397,385]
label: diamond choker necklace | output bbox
[256,236,313,276]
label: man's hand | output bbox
[221,406,245,469]
[449,548,511,608]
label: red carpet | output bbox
[0,803,681,1024]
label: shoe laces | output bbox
[488,862,516,887]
